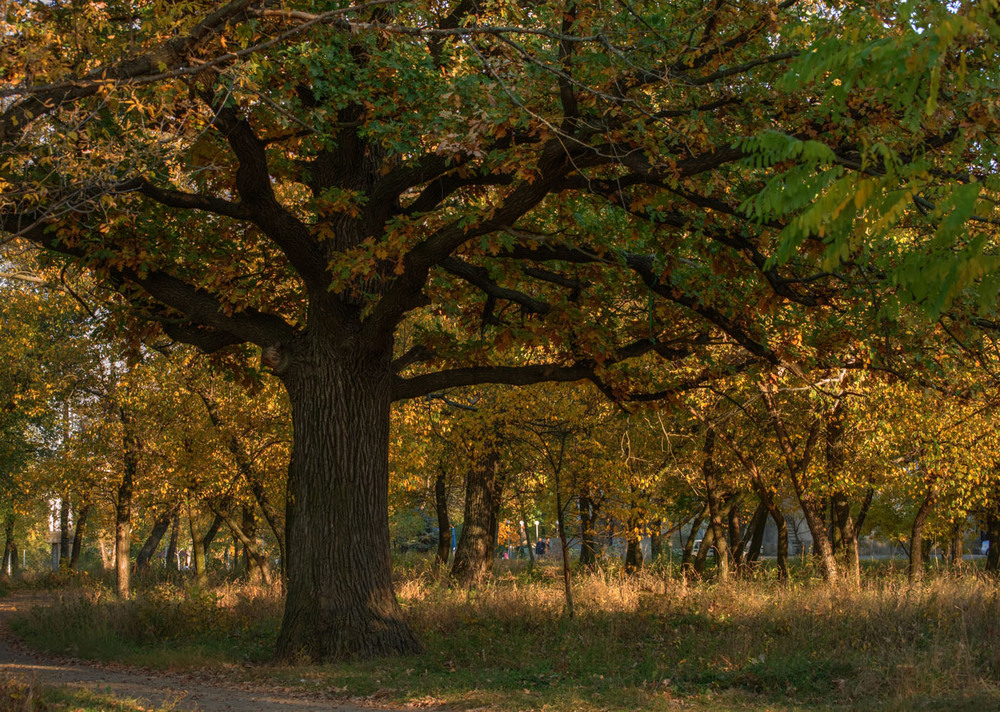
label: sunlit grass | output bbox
[9,560,1000,711]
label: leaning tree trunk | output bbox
[69,503,93,571]
[681,506,707,576]
[274,340,420,661]
[434,467,451,567]
[451,442,504,586]
[135,504,176,572]
[165,512,180,572]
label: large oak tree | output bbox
[2,0,997,659]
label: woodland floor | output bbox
[0,592,407,712]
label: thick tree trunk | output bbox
[69,503,92,571]
[831,491,860,586]
[451,441,503,586]
[135,505,176,572]
[693,525,714,576]
[703,429,729,581]
[909,479,939,583]
[275,343,420,661]
[434,467,451,567]
[624,535,643,572]
[947,521,964,569]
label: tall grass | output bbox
[10,562,1000,710]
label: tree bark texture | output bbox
[165,512,180,571]
[703,428,729,581]
[275,341,420,661]
[69,503,93,571]
[451,441,504,586]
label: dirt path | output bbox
[0,593,412,712]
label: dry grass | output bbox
[10,562,1000,710]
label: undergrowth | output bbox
[9,562,1000,711]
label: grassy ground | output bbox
[0,674,170,712]
[9,560,1000,711]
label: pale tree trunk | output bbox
[451,440,504,586]
[274,340,420,661]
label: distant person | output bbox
[536,538,545,556]
[545,537,552,556]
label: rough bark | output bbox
[451,438,504,586]
[274,340,420,661]
[69,503,93,571]
[434,467,451,567]
[703,428,729,581]
[947,521,964,569]
[135,504,177,571]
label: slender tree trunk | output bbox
[214,503,271,585]
[165,512,180,572]
[831,491,861,586]
[693,524,715,576]
[434,467,450,567]
[451,441,504,586]
[649,519,664,562]
[909,479,939,583]
[59,496,71,567]
[1,515,14,578]
[986,512,1000,574]
[187,500,208,587]
[577,491,600,569]
[745,502,768,565]
[703,428,729,581]
[948,521,964,570]
[681,507,707,576]
[733,501,766,567]
[135,505,176,572]
[68,503,93,571]
[116,407,138,600]
[274,343,420,661]
[203,509,226,559]
[753,487,788,581]
[553,455,573,618]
